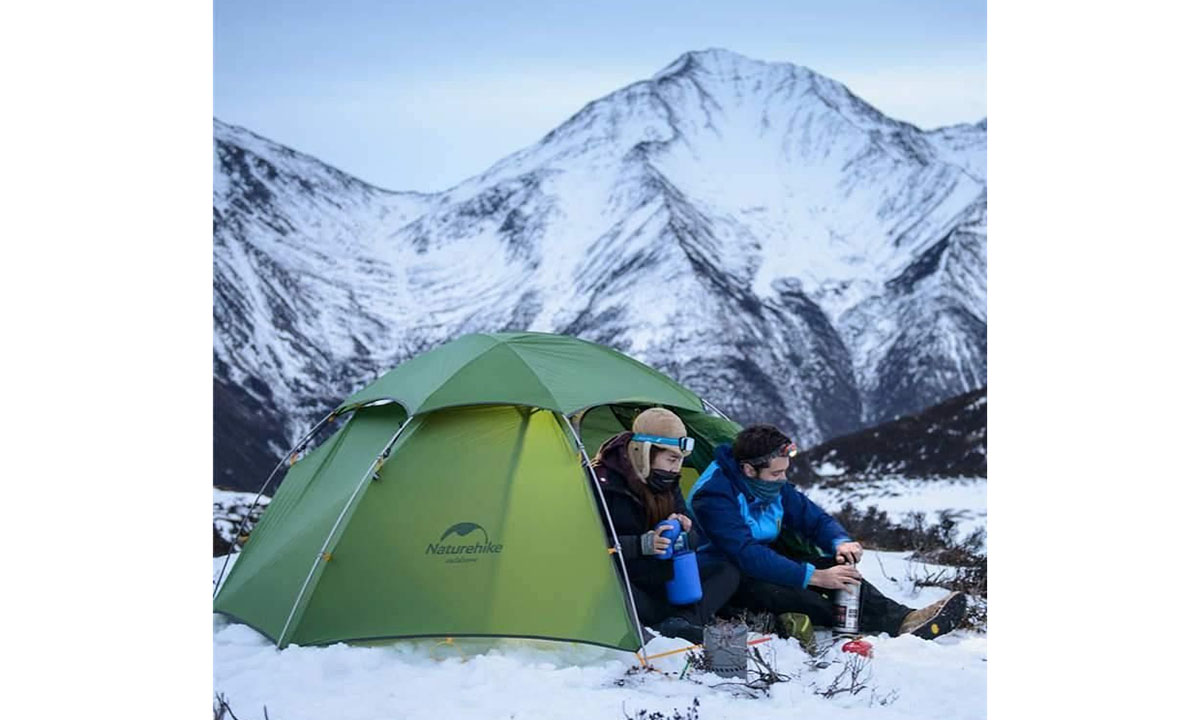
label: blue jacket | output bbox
[687,444,851,589]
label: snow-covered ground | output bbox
[803,476,987,547]
[214,547,984,719]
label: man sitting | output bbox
[687,423,966,640]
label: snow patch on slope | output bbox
[803,476,987,546]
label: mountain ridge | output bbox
[792,386,987,485]
[213,48,986,489]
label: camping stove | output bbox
[702,620,748,679]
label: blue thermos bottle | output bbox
[656,519,703,605]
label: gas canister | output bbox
[833,579,861,635]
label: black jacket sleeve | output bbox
[601,490,674,585]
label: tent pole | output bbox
[276,415,414,648]
[213,409,339,597]
[560,414,650,662]
[700,397,733,423]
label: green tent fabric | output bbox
[672,409,742,497]
[337,332,705,416]
[214,331,740,652]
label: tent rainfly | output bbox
[213,331,740,654]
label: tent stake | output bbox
[277,415,414,647]
[560,414,650,662]
[213,410,338,597]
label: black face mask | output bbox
[647,468,681,493]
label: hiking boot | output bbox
[776,612,817,654]
[739,609,777,635]
[652,616,705,645]
[898,591,967,639]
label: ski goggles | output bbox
[743,441,798,468]
[631,433,695,453]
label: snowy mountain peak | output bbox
[646,49,919,137]
[504,48,977,197]
[213,50,986,492]
[652,47,813,82]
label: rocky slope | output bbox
[214,48,986,489]
[791,386,987,484]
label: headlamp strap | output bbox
[742,441,799,468]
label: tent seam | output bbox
[490,342,562,413]
[339,335,503,412]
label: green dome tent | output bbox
[213,332,740,654]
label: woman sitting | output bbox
[590,408,740,644]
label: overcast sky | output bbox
[215,0,985,193]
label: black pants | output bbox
[630,558,741,627]
[730,555,913,636]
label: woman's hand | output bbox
[667,513,692,532]
[640,526,672,555]
[809,564,862,591]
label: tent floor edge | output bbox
[212,610,283,648]
[214,618,642,654]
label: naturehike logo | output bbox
[426,522,503,564]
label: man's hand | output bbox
[809,564,862,591]
[667,513,692,532]
[835,541,863,565]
